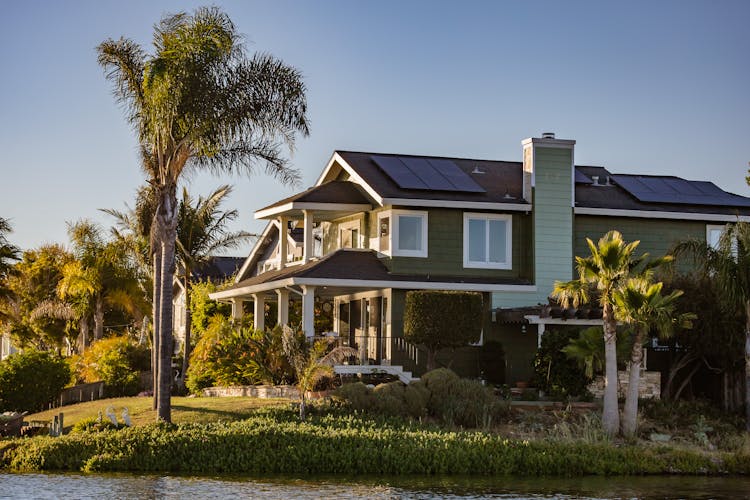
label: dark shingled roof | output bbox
[575,166,750,215]
[336,151,527,205]
[257,181,372,212]
[192,256,245,282]
[224,249,531,291]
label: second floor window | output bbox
[392,210,428,258]
[463,213,512,269]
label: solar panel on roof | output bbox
[371,155,486,193]
[371,156,428,190]
[428,159,486,192]
[401,158,456,191]
[611,174,750,207]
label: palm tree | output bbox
[552,230,667,436]
[0,217,21,312]
[281,326,356,421]
[614,280,692,436]
[97,6,309,422]
[175,185,254,386]
[674,222,750,431]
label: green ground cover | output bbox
[2,406,749,476]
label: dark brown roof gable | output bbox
[335,151,527,204]
[224,249,530,291]
[192,256,245,282]
[257,181,373,213]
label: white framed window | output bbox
[463,212,512,269]
[339,219,362,249]
[392,210,428,258]
[706,224,725,250]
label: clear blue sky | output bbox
[1,0,748,253]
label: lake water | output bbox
[1,473,749,499]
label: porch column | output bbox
[276,289,289,327]
[302,210,314,264]
[301,285,316,339]
[231,299,244,321]
[278,216,288,270]
[251,293,265,332]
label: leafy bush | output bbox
[189,281,232,337]
[404,290,483,369]
[73,336,149,397]
[71,417,120,434]
[2,409,747,475]
[186,318,294,394]
[531,327,591,399]
[0,350,70,413]
[421,368,505,428]
[334,369,504,427]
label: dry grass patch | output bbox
[26,396,290,431]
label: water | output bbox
[0,473,749,499]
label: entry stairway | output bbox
[333,364,417,384]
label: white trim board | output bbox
[315,152,384,205]
[255,202,372,220]
[575,207,750,222]
[210,277,536,300]
[382,198,531,212]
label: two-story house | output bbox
[210,133,750,382]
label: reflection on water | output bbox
[1,473,749,499]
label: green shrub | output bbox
[71,417,120,434]
[403,381,429,418]
[186,318,294,394]
[0,350,70,412]
[421,368,505,428]
[332,382,373,412]
[404,290,483,369]
[372,381,407,416]
[531,327,591,399]
[73,336,149,397]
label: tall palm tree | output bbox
[614,280,692,436]
[97,6,309,422]
[552,231,667,436]
[674,222,750,431]
[175,184,254,386]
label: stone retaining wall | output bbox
[202,385,300,399]
[587,370,661,400]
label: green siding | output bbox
[531,146,574,302]
[387,208,533,279]
[574,215,707,272]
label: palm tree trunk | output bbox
[299,393,306,421]
[745,301,750,432]
[156,189,178,423]
[152,249,161,410]
[79,317,89,353]
[94,295,104,340]
[181,271,192,389]
[602,303,620,437]
[622,328,645,437]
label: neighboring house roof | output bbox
[190,256,245,282]
[575,166,750,216]
[213,249,533,299]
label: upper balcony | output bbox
[254,181,373,270]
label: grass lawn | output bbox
[26,396,291,431]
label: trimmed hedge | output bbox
[404,291,483,369]
[2,408,748,475]
[0,350,70,413]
